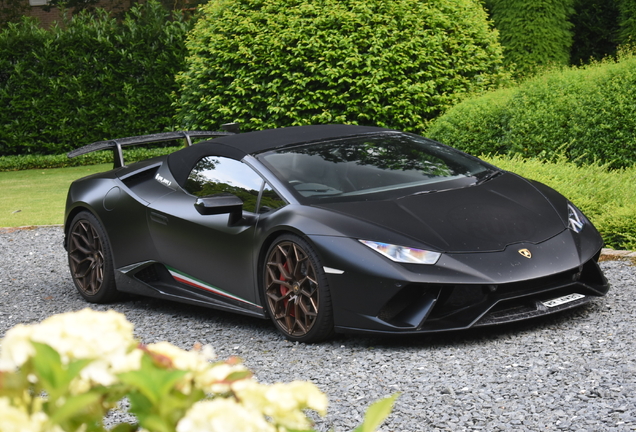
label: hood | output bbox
[315,174,566,253]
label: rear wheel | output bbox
[263,234,334,342]
[67,211,120,303]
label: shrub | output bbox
[427,54,636,168]
[0,146,182,171]
[487,0,575,77]
[174,0,508,133]
[0,309,397,432]
[0,1,191,156]
[483,154,636,250]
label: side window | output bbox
[185,156,263,213]
[259,183,287,213]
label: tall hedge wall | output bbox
[487,0,575,77]
[618,0,636,44]
[0,1,190,156]
[174,0,508,134]
[570,0,619,64]
[426,55,636,169]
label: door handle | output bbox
[150,212,168,225]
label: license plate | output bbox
[542,293,585,308]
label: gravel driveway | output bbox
[1,226,635,431]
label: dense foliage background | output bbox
[485,0,576,77]
[0,0,190,156]
[173,0,508,133]
[427,53,636,169]
[481,0,635,75]
[0,0,634,244]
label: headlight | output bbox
[359,240,441,265]
[567,203,585,233]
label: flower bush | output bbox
[0,309,396,432]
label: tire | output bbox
[263,234,334,343]
[67,211,121,303]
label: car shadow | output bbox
[107,292,603,349]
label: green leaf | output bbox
[137,414,172,432]
[50,392,103,424]
[224,369,252,382]
[118,354,188,405]
[30,341,64,390]
[110,424,139,432]
[353,393,399,432]
[30,342,93,397]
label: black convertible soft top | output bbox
[68,125,390,169]
[166,125,392,187]
[208,124,388,154]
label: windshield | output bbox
[256,133,494,203]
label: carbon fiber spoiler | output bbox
[67,130,234,169]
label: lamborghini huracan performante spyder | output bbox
[64,125,609,342]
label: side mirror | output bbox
[194,194,243,225]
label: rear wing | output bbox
[67,130,234,169]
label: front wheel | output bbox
[263,234,334,343]
[67,211,121,303]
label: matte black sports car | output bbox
[64,125,609,342]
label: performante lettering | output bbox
[155,173,172,187]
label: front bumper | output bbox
[309,229,608,335]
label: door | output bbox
[147,156,265,309]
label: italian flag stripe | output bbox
[167,266,260,308]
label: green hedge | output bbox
[0,146,181,171]
[174,0,508,134]
[484,154,636,250]
[427,54,636,168]
[0,1,190,156]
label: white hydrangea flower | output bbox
[0,309,140,386]
[233,380,327,430]
[176,399,275,432]
[30,309,136,363]
[145,342,248,394]
[0,324,35,371]
[0,397,62,432]
[146,342,208,372]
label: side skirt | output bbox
[114,261,266,319]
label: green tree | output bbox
[618,0,636,44]
[488,0,576,77]
[0,0,28,26]
[174,0,508,134]
[570,0,619,64]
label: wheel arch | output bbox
[63,204,103,250]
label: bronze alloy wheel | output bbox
[68,212,119,303]
[264,235,333,342]
[69,219,105,295]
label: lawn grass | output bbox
[0,164,111,227]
